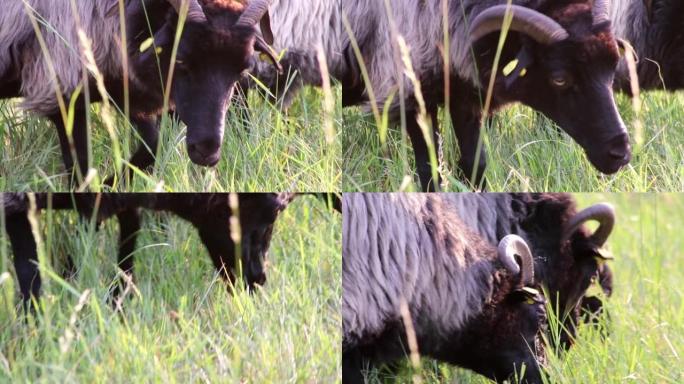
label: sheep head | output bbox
[127,0,278,166]
[438,235,547,383]
[468,1,631,175]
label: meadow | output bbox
[360,193,684,383]
[342,92,684,192]
[0,195,341,382]
[0,85,342,192]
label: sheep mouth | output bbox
[586,147,631,174]
[188,151,221,167]
[585,134,632,174]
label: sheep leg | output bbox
[51,108,89,185]
[406,106,440,191]
[6,211,40,312]
[0,78,20,99]
[342,348,369,384]
[449,99,486,188]
[129,114,159,172]
[196,224,238,289]
[109,208,141,301]
[105,114,160,187]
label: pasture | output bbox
[0,195,341,382]
[0,85,342,192]
[357,193,684,383]
[342,92,684,192]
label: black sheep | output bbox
[343,193,548,383]
[0,0,280,184]
[1,192,295,310]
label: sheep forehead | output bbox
[547,2,620,64]
[579,30,620,64]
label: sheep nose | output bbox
[606,133,631,162]
[246,273,266,293]
[254,273,266,286]
[187,139,221,166]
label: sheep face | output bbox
[472,3,631,175]
[514,194,615,349]
[127,0,276,167]
[235,194,291,290]
[453,289,547,384]
[549,227,612,348]
[171,22,253,166]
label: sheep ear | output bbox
[512,287,543,305]
[255,35,282,74]
[501,46,534,90]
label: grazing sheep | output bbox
[611,0,684,93]
[0,0,279,182]
[1,192,295,309]
[342,0,630,189]
[343,193,547,383]
[245,0,348,108]
[443,193,616,348]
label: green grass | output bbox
[0,85,342,192]
[342,92,684,191]
[0,196,341,382]
[358,193,684,383]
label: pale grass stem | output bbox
[228,193,243,284]
[399,296,423,384]
[59,289,91,353]
[478,0,514,188]
[25,193,44,309]
[316,44,336,144]
[342,14,383,131]
[624,40,644,149]
[396,36,441,189]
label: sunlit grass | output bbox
[0,196,341,382]
[342,92,684,192]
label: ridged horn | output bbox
[469,4,569,46]
[498,234,535,287]
[235,0,272,29]
[561,203,616,247]
[592,0,611,26]
[167,0,207,23]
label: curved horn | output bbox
[235,0,272,28]
[592,0,611,26]
[561,203,615,247]
[167,0,207,24]
[497,234,535,287]
[469,5,569,46]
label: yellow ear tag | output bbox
[155,46,163,55]
[520,68,527,77]
[503,59,519,77]
[259,52,271,62]
[139,37,154,53]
